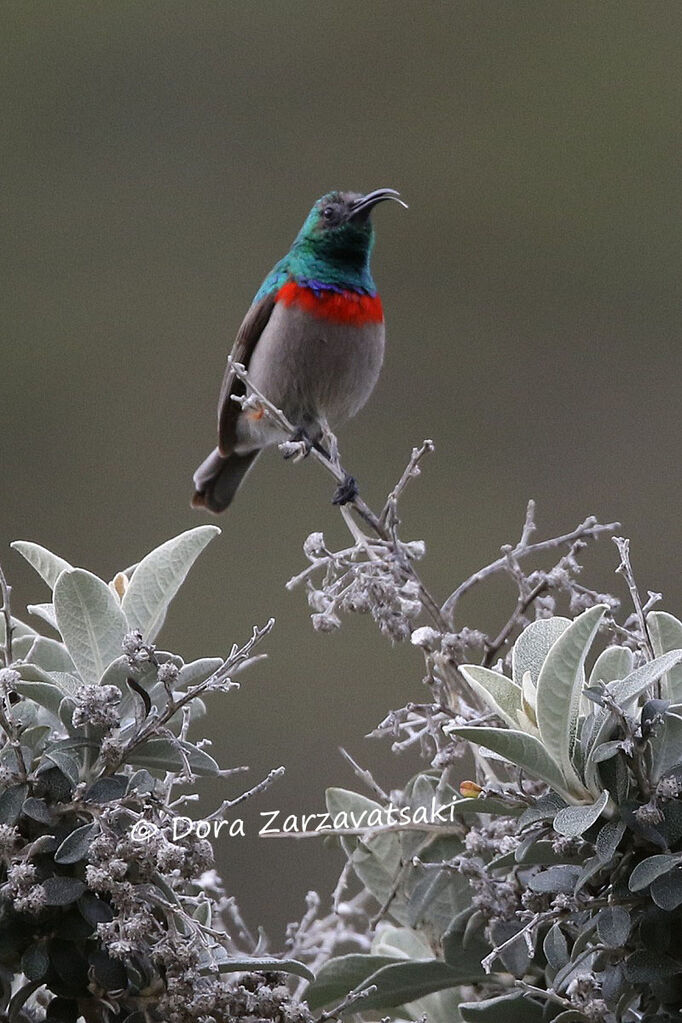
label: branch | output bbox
[380,439,435,534]
[229,359,386,538]
[613,536,655,661]
[205,765,285,820]
[442,501,619,626]
[229,360,447,631]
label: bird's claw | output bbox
[332,474,358,506]
[281,427,313,461]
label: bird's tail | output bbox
[191,447,261,513]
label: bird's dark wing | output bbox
[217,292,277,455]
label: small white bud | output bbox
[311,611,341,633]
[410,626,441,651]
[303,532,326,559]
[399,598,422,619]
[307,589,333,613]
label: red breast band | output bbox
[276,281,383,326]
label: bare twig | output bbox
[338,747,389,802]
[206,766,285,819]
[442,504,619,626]
[380,439,435,534]
[482,577,549,667]
[613,536,655,661]
[103,620,275,775]
[317,983,377,1021]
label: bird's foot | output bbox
[332,473,358,506]
[280,427,313,461]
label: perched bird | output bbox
[192,188,405,513]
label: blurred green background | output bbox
[3,2,681,939]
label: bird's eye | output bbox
[322,205,335,220]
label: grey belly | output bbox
[236,302,385,451]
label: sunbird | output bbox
[192,188,405,512]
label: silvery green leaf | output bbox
[0,784,29,825]
[86,776,129,802]
[177,657,223,689]
[373,924,431,959]
[590,740,622,763]
[41,749,81,786]
[553,790,610,837]
[518,792,567,827]
[543,922,569,970]
[458,665,521,729]
[0,616,36,646]
[610,649,682,707]
[11,662,54,684]
[13,681,63,718]
[344,957,486,1013]
[192,899,211,927]
[11,635,35,660]
[20,944,50,982]
[0,745,33,776]
[326,788,408,924]
[305,954,402,1011]
[648,611,682,703]
[536,605,607,794]
[489,919,529,977]
[512,616,571,687]
[588,645,634,686]
[127,769,155,794]
[583,649,682,796]
[624,950,682,983]
[54,569,128,685]
[452,727,580,802]
[121,525,220,642]
[529,866,582,893]
[47,671,81,696]
[441,796,523,816]
[207,956,313,982]
[595,818,626,861]
[54,822,97,864]
[123,738,220,776]
[26,603,58,631]
[460,992,543,1023]
[650,868,682,910]
[650,712,682,783]
[403,773,443,857]
[41,876,86,905]
[99,656,158,716]
[21,725,51,752]
[629,853,680,891]
[407,865,470,934]
[25,637,75,674]
[582,644,634,721]
[596,905,631,946]
[22,797,52,823]
[511,839,582,867]
[10,541,72,589]
[520,670,538,726]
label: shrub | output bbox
[0,528,312,1023]
[2,372,680,1023]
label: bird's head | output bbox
[292,188,406,270]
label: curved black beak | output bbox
[350,188,408,221]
